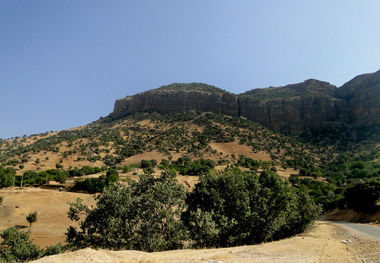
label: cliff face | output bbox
[336,70,380,126]
[112,83,239,119]
[111,71,380,132]
[239,79,350,131]
[238,95,349,131]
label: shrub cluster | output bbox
[0,227,62,262]
[183,169,320,247]
[66,169,320,251]
[71,169,119,193]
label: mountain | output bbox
[239,79,348,131]
[1,69,378,175]
[336,69,380,126]
[111,70,380,132]
[1,69,379,237]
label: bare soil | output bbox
[0,187,95,248]
[326,209,380,225]
[31,221,380,263]
[209,142,271,161]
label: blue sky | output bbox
[0,0,379,139]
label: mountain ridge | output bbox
[112,70,380,132]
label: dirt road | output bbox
[32,221,380,263]
[333,221,380,240]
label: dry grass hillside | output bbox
[0,112,324,178]
[0,187,95,248]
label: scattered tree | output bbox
[26,212,37,227]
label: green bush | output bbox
[171,158,215,175]
[0,227,40,262]
[66,171,187,251]
[26,211,37,227]
[0,167,15,188]
[71,170,119,193]
[183,168,320,248]
[40,243,63,257]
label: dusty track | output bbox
[32,221,380,263]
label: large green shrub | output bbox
[66,171,187,252]
[182,168,320,248]
[0,167,15,188]
[0,227,40,262]
[40,243,63,257]
[71,169,119,193]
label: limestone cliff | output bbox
[336,70,380,126]
[239,79,350,131]
[112,83,239,119]
[111,70,380,132]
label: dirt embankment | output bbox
[31,221,380,263]
[326,209,380,225]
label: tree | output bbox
[40,243,63,257]
[66,171,187,252]
[345,179,380,212]
[182,168,320,248]
[0,227,40,262]
[26,211,37,227]
[0,167,16,188]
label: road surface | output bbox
[333,221,380,240]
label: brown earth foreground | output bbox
[32,221,380,263]
[0,188,96,248]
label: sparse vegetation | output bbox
[26,211,37,227]
[0,108,379,257]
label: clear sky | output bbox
[0,0,379,139]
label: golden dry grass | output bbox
[0,188,95,248]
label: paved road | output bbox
[333,221,380,240]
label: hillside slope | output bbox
[0,112,321,176]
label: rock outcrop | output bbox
[239,79,350,131]
[111,70,380,132]
[112,83,238,119]
[336,70,380,126]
